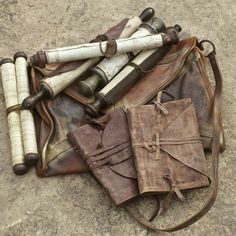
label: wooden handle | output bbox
[22,88,48,109]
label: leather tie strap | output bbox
[152,90,176,115]
[86,140,132,169]
[125,41,222,232]
[132,136,202,160]
[128,62,155,80]
[159,174,185,215]
[90,34,109,43]
[89,114,111,130]
[99,39,117,58]
[6,104,22,115]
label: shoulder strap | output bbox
[125,40,223,232]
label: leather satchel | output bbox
[125,47,223,232]
[114,37,225,152]
[126,92,210,198]
[31,37,225,177]
[30,18,134,177]
[67,108,139,205]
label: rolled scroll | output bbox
[14,52,38,166]
[0,59,28,175]
[84,25,182,117]
[23,7,155,109]
[30,33,176,65]
[79,17,166,97]
[30,7,155,68]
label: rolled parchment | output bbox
[14,52,38,166]
[0,59,28,175]
[23,7,155,109]
[84,25,182,117]
[31,33,174,65]
[30,7,155,68]
[79,17,166,96]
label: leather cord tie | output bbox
[90,34,109,43]
[132,134,202,161]
[89,114,111,131]
[153,101,169,115]
[152,90,176,115]
[132,133,160,160]
[125,41,223,232]
[89,114,111,148]
[6,104,23,115]
[86,139,131,169]
[99,39,117,58]
[159,174,185,215]
[128,62,154,80]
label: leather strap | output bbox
[99,39,117,58]
[6,104,22,115]
[6,104,33,116]
[125,41,222,232]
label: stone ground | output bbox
[0,0,235,235]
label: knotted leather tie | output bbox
[132,133,201,213]
[125,41,222,232]
[6,104,33,116]
[132,135,202,160]
[159,174,185,215]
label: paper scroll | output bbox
[34,14,144,98]
[84,45,171,117]
[118,15,142,39]
[79,17,166,96]
[15,54,38,165]
[96,17,166,82]
[42,34,165,65]
[100,49,159,98]
[23,8,155,110]
[0,59,27,175]
[42,57,100,97]
[92,26,153,81]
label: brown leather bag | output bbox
[114,37,225,152]
[32,36,224,232]
[125,46,223,232]
[67,108,139,205]
[30,18,136,177]
[31,37,225,177]
[126,92,210,198]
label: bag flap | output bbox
[115,37,197,109]
[68,108,137,179]
[160,101,208,176]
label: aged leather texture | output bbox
[31,68,89,176]
[67,108,139,205]
[30,18,131,177]
[115,37,225,151]
[126,97,210,195]
[31,37,225,177]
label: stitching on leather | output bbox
[47,139,72,163]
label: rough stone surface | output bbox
[0,0,235,235]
